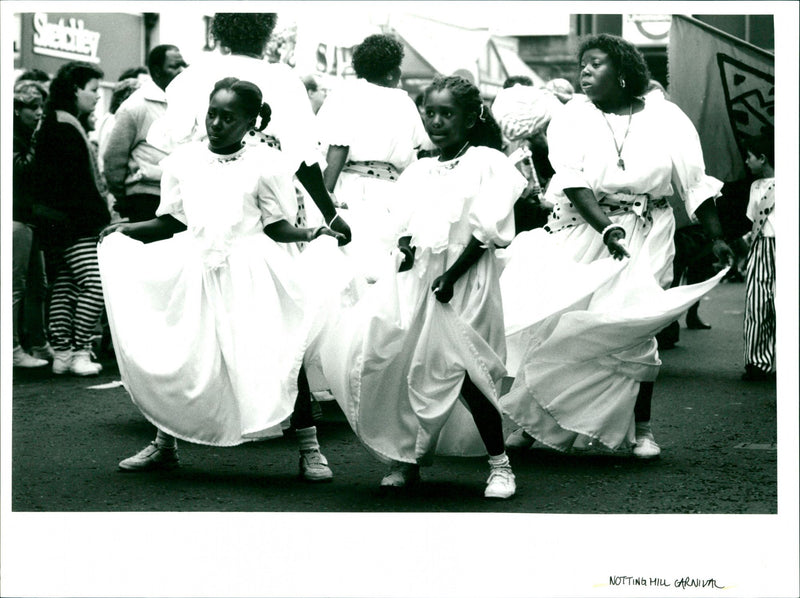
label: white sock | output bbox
[296,426,320,452]
[488,452,510,469]
[155,429,177,449]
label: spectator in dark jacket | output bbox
[33,61,110,376]
[12,81,52,368]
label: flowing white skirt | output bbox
[98,231,335,446]
[499,209,728,452]
[316,249,507,464]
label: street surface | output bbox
[11,281,777,513]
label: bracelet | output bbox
[601,223,625,244]
[327,212,341,227]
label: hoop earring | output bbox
[619,79,626,89]
[478,104,487,122]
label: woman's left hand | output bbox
[431,274,454,303]
[711,238,735,269]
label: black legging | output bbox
[634,381,653,423]
[460,374,505,456]
[291,366,314,429]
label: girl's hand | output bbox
[605,229,630,260]
[98,222,130,243]
[711,238,735,269]
[398,245,415,272]
[308,226,346,243]
[431,274,454,303]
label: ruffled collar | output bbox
[207,144,247,164]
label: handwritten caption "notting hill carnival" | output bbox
[608,576,727,590]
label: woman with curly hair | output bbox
[500,34,734,459]
[316,33,431,282]
[143,13,351,482]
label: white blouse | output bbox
[545,94,723,219]
[315,78,431,170]
[392,146,526,254]
[157,143,297,268]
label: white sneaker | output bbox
[505,428,536,449]
[30,344,55,361]
[484,466,516,499]
[52,349,73,374]
[69,350,102,376]
[119,442,180,471]
[633,435,661,459]
[299,449,333,482]
[380,462,420,488]
[13,346,48,368]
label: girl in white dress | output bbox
[319,76,526,499]
[98,78,343,476]
[317,34,432,282]
[500,34,734,457]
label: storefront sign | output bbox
[623,14,672,47]
[32,12,101,63]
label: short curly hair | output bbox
[351,34,404,81]
[210,13,278,56]
[578,34,650,99]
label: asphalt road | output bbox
[10,280,777,514]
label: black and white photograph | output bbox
[2,2,797,597]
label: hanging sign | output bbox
[32,12,101,63]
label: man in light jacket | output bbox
[103,44,186,222]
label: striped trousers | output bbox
[743,236,776,373]
[48,237,105,352]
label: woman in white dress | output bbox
[317,33,431,282]
[143,13,354,479]
[500,34,735,458]
[320,76,526,499]
[98,79,343,475]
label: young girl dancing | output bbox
[319,75,526,498]
[98,78,342,477]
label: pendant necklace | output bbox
[601,105,633,170]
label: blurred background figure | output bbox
[103,45,186,223]
[302,74,328,114]
[492,77,562,232]
[13,80,53,368]
[544,77,575,104]
[16,68,52,92]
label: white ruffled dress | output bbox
[315,78,432,281]
[499,94,727,452]
[98,144,323,446]
[317,146,526,463]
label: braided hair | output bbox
[210,77,272,131]
[424,75,503,150]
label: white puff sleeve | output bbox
[255,148,300,227]
[468,147,526,246]
[545,97,593,192]
[155,153,187,224]
[661,101,723,217]
[315,83,355,148]
[261,64,321,172]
